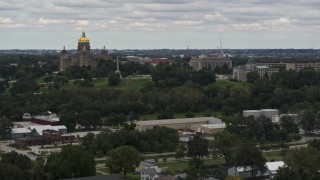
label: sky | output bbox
[0,0,319,49]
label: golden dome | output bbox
[78,30,90,43]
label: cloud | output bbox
[0,0,320,49]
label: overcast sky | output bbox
[1,0,319,49]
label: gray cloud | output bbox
[0,0,319,49]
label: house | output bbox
[227,161,285,178]
[136,161,157,172]
[141,168,174,180]
[227,166,270,178]
[141,168,159,180]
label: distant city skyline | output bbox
[1,0,319,49]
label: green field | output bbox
[211,79,240,88]
[61,77,150,92]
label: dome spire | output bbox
[82,29,86,37]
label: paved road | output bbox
[0,141,38,160]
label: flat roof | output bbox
[11,128,32,134]
[201,124,226,129]
[135,117,223,126]
[266,161,285,173]
[33,116,60,122]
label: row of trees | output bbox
[82,126,179,154]
[0,145,96,180]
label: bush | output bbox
[185,111,194,118]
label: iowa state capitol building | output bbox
[59,30,111,71]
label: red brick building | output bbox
[31,116,60,126]
[15,130,77,146]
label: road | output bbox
[1,135,317,162]
[0,140,38,160]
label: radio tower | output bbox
[219,33,223,57]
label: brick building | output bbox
[15,129,77,146]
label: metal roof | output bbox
[11,128,32,134]
[135,117,223,126]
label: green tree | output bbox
[187,159,206,180]
[234,143,266,178]
[191,68,216,86]
[300,110,316,133]
[30,157,46,180]
[0,117,13,139]
[284,147,320,179]
[175,147,186,160]
[280,115,299,133]
[82,132,96,151]
[187,134,209,159]
[46,145,96,179]
[106,146,141,178]
[59,113,77,132]
[108,73,121,86]
[0,162,28,180]
[1,151,32,171]
[246,71,259,83]
[309,139,320,150]
[213,131,239,165]
[274,166,299,180]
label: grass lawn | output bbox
[211,79,240,88]
[36,77,45,84]
[126,173,140,180]
[96,167,109,174]
[140,114,158,120]
[117,78,149,92]
[263,151,284,161]
[61,77,149,92]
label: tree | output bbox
[280,115,299,133]
[46,145,96,179]
[274,166,298,180]
[246,71,259,83]
[300,110,316,134]
[213,131,239,165]
[106,146,141,178]
[82,132,96,151]
[234,143,266,178]
[186,159,206,180]
[0,162,27,180]
[175,147,185,160]
[284,147,320,179]
[187,134,209,159]
[78,110,102,129]
[108,73,121,86]
[0,117,13,139]
[59,113,77,132]
[30,157,46,180]
[191,68,216,86]
[309,139,320,150]
[1,151,32,171]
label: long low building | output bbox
[135,117,225,134]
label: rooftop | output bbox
[33,115,59,122]
[135,117,223,126]
[11,128,32,134]
[266,161,285,173]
